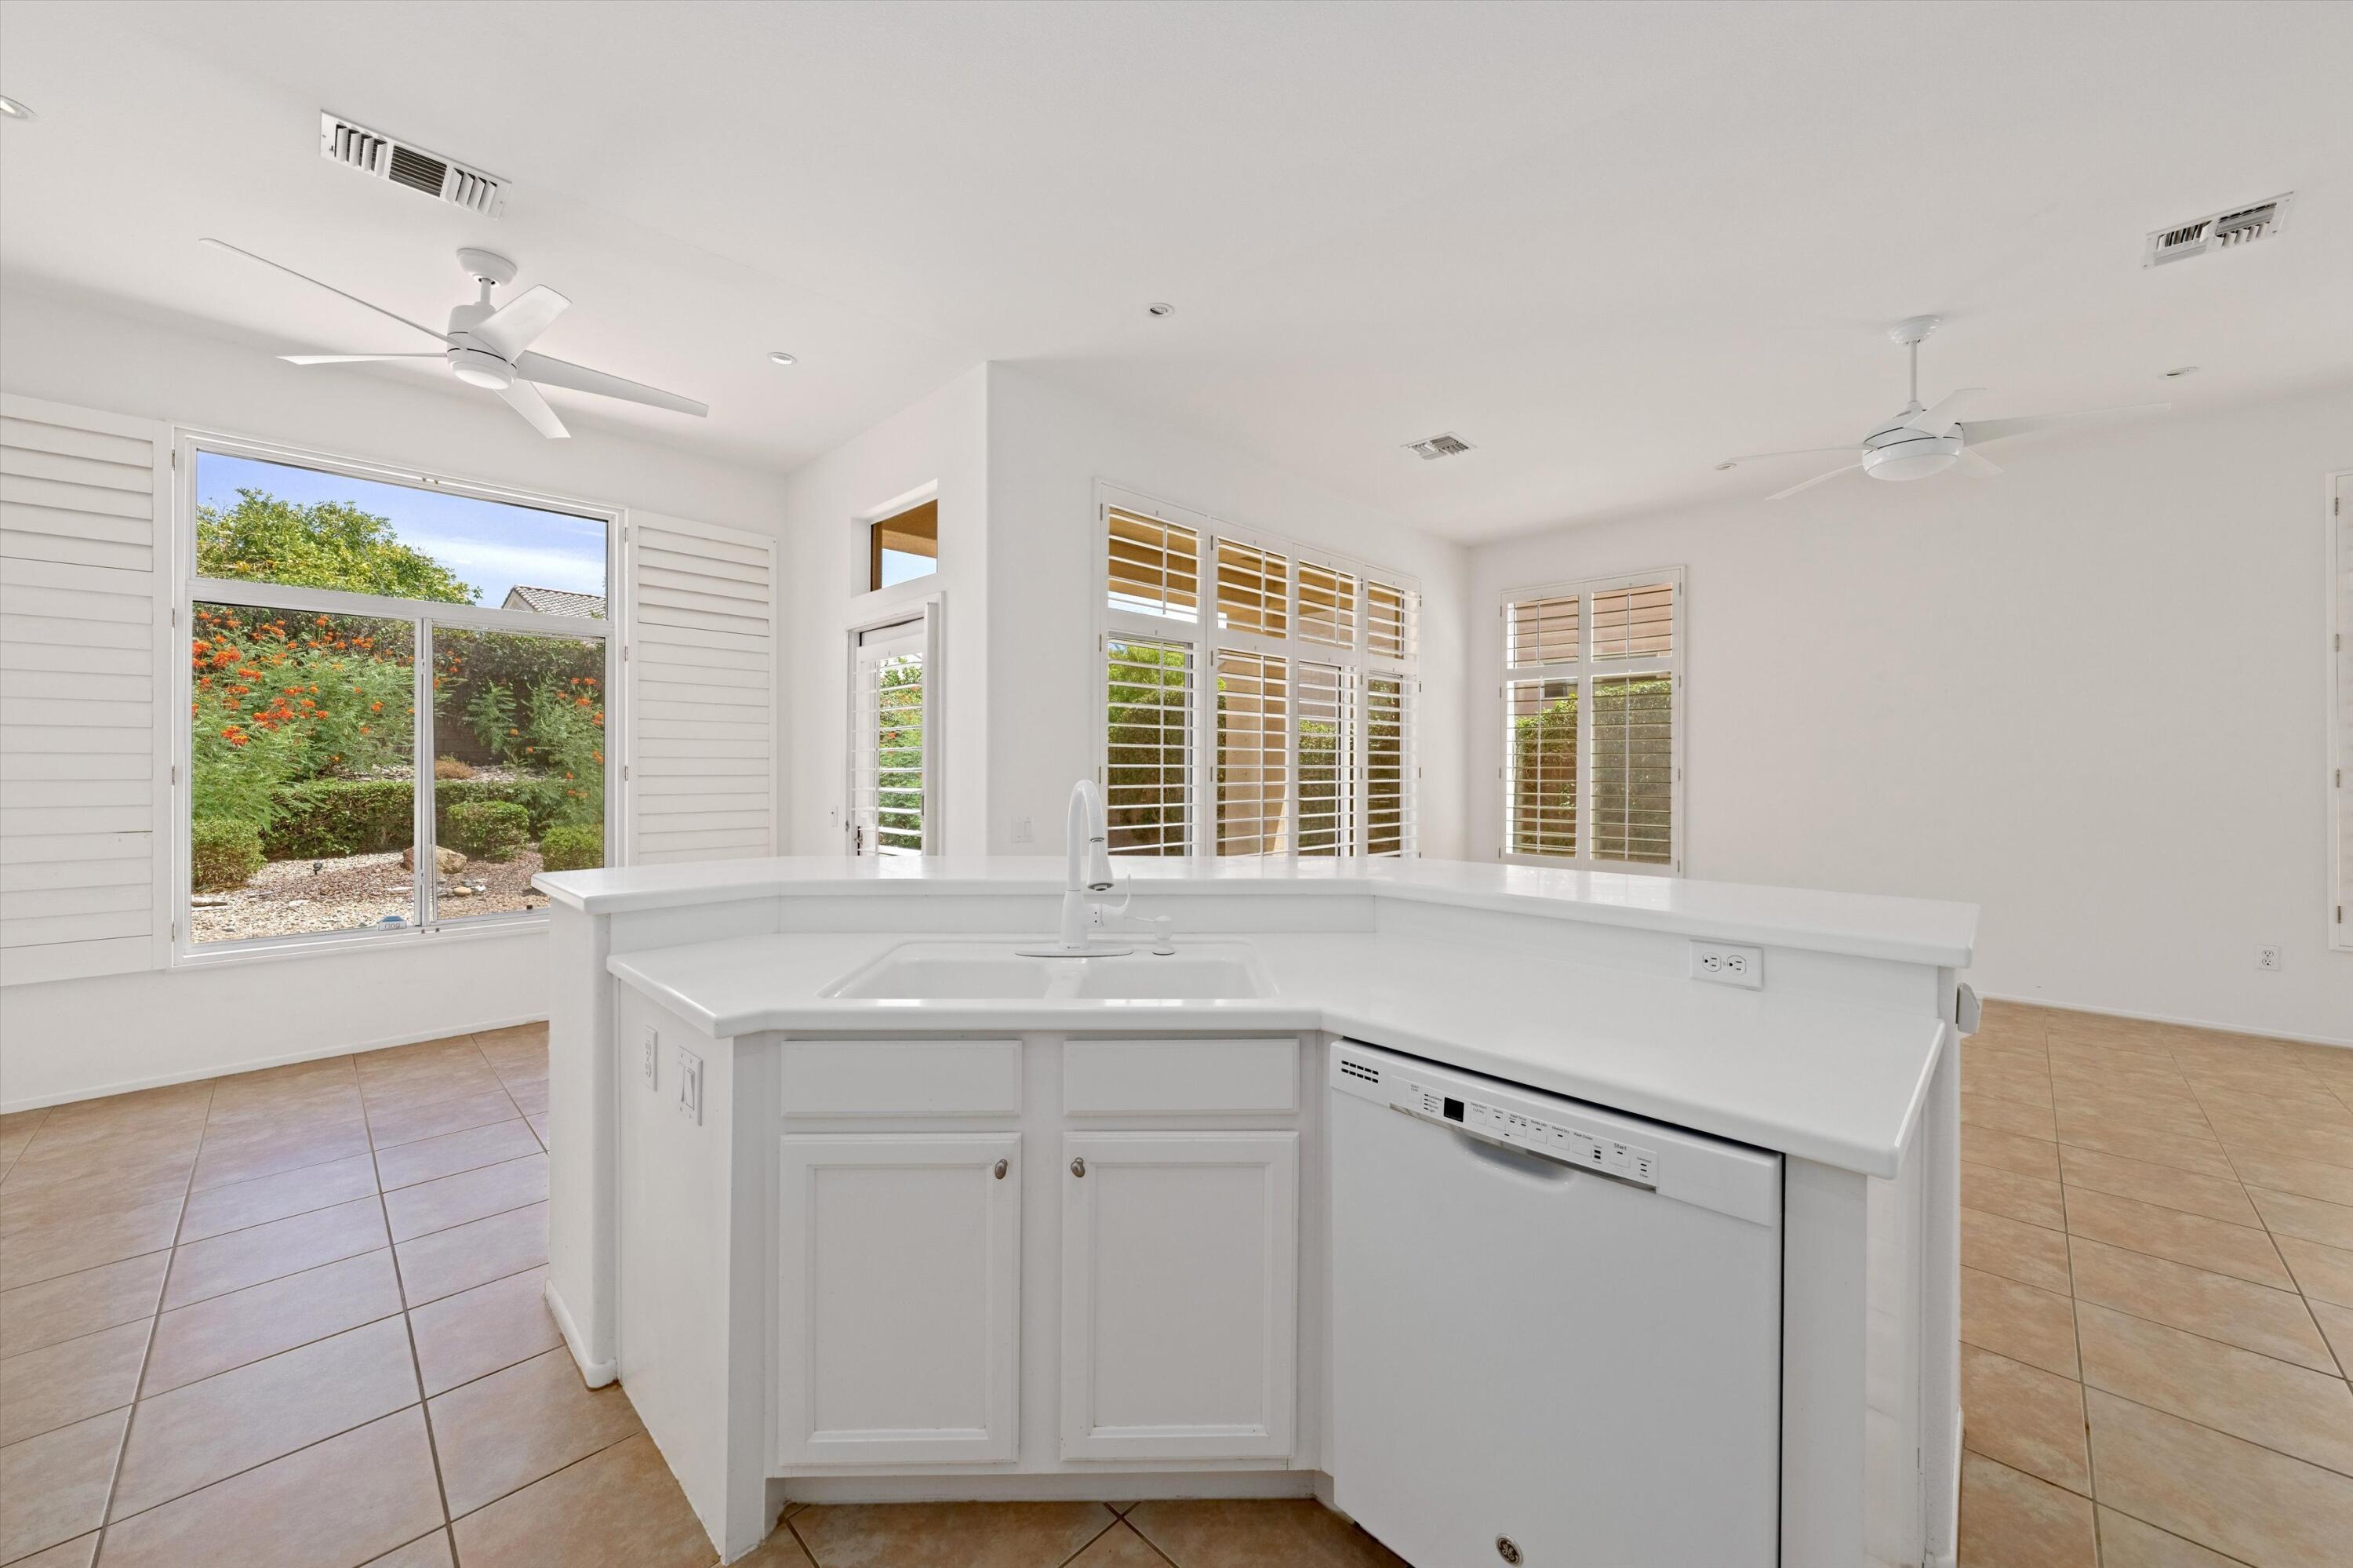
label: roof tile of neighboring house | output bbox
[501,585,606,618]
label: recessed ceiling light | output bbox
[0,96,35,121]
[768,351,797,366]
[1714,460,1737,471]
[1145,302,1174,318]
[2163,365,2198,378]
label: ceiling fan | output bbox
[1718,316,2168,500]
[200,239,709,439]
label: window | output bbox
[868,498,938,591]
[181,442,613,950]
[2333,474,2351,948]
[1100,496,1419,859]
[846,602,940,857]
[849,618,927,855]
[1500,569,1682,871]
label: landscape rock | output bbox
[402,844,467,874]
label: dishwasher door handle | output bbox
[1447,1122,1579,1186]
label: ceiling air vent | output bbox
[1406,432,1475,460]
[319,112,504,218]
[2143,193,2292,267]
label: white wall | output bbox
[0,285,787,1107]
[984,364,1471,859]
[774,366,988,854]
[1468,389,2353,1044]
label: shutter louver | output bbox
[0,397,171,985]
[1106,635,1192,855]
[622,511,776,864]
[1216,650,1287,855]
[1295,661,1355,855]
[1107,508,1199,622]
[1366,675,1414,857]
[851,621,926,856]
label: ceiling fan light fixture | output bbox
[1860,432,1962,482]
[768,351,798,366]
[449,347,515,391]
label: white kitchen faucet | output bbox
[1015,779,1136,956]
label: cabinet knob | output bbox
[992,1159,1008,1180]
[1069,1156,1086,1178]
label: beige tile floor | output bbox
[1958,1000,2353,1568]
[3,1005,2348,1566]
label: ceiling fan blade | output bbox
[1958,402,2170,446]
[514,351,709,417]
[495,378,570,439]
[280,354,446,365]
[471,285,570,360]
[200,238,449,345]
[1717,445,1857,467]
[1767,463,1862,501]
[1958,447,2004,478]
[1908,386,1984,438]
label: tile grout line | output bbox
[89,1077,216,1566]
[384,1039,516,1541]
[2161,1040,2348,1378]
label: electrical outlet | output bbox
[2257,944,2282,973]
[675,1047,703,1125]
[1691,940,1764,989]
[638,1026,659,1090]
[1010,814,1034,846]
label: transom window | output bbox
[1500,569,1682,871]
[1101,496,1419,859]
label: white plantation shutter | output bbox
[849,617,928,856]
[2334,475,2352,948]
[1501,569,1682,871]
[0,395,173,984]
[621,511,777,865]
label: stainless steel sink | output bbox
[824,940,1271,1002]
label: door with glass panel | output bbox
[849,617,928,857]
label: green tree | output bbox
[197,488,478,602]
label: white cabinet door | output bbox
[1059,1131,1298,1460]
[776,1133,1020,1465]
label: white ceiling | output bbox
[2,1,2348,540]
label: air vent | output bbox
[1338,1057,1382,1085]
[319,112,504,217]
[2143,193,2292,267]
[1406,431,1475,460]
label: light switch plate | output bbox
[675,1047,702,1125]
[639,1026,659,1090]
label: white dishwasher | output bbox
[1329,1042,1783,1568]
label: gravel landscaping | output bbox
[190,847,552,943]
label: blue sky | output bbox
[197,453,608,605]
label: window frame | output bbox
[1094,482,1421,860]
[2331,470,2352,950]
[170,429,621,966]
[1497,566,1685,875]
[842,594,944,857]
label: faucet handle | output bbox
[1148,915,1176,956]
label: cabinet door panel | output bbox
[1060,1131,1298,1460]
[777,1132,1020,1464]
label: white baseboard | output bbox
[1975,989,2349,1050]
[0,1011,551,1115]
[778,1469,1318,1506]
[546,1278,617,1388]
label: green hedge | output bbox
[539,823,603,872]
[191,819,264,892]
[447,801,530,861]
[260,776,570,860]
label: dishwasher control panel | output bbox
[1387,1069,1659,1186]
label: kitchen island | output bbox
[533,856,1977,1567]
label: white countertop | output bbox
[540,855,1978,968]
[605,930,1947,1177]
